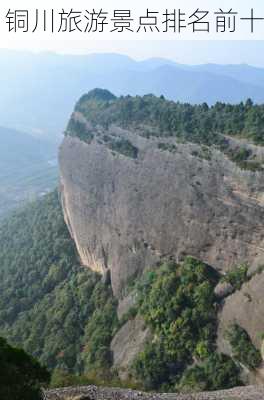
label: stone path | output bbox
[45,384,264,400]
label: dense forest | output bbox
[0,191,261,393]
[0,192,118,378]
[65,89,264,172]
[126,260,253,391]
[69,89,264,146]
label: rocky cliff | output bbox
[59,90,264,297]
[59,89,264,383]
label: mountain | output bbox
[1,50,264,140]
[0,126,58,217]
[58,90,264,386]
[60,89,264,295]
[190,63,264,88]
[1,91,264,393]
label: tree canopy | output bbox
[0,192,118,375]
[0,336,50,400]
[69,91,264,146]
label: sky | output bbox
[2,40,264,66]
[2,0,264,65]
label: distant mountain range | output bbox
[0,126,58,217]
[1,50,264,140]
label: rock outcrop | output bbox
[110,316,151,379]
[58,90,264,386]
[217,270,264,384]
[45,384,264,400]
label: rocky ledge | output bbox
[45,385,264,400]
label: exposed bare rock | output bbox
[117,292,137,319]
[217,271,264,384]
[214,281,234,299]
[55,90,264,400]
[59,127,264,297]
[217,271,264,351]
[45,384,264,400]
[111,317,151,379]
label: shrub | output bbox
[178,353,241,392]
[226,324,262,369]
[222,264,249,291]
[158,143,177,153]
[132,258,222,390]
[66,119,94,143]
[108,138,138,159]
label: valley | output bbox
[0,126,58,217]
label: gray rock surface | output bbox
[111,316,151,379]
[217,271,264,361]
[44,384,264,400]
[216,270,264,384]
[59,123,264,297]
[214,281,234,299]
[117,292,137,320]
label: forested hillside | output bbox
[0,192,262,392]
[0,192,118,376]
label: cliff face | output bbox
[59,111,264,298]
[217,271,264,384]
[58,90,264,384]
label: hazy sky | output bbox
[3,40,264,66]
[2,0,264,65]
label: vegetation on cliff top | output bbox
[70,89,264,147]
[65,89,264,170]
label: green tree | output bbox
[0,337,50,400]
[0,192,118,375]
[132,258,227,390]
[226,324,262,369]
[179,353,241,392]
